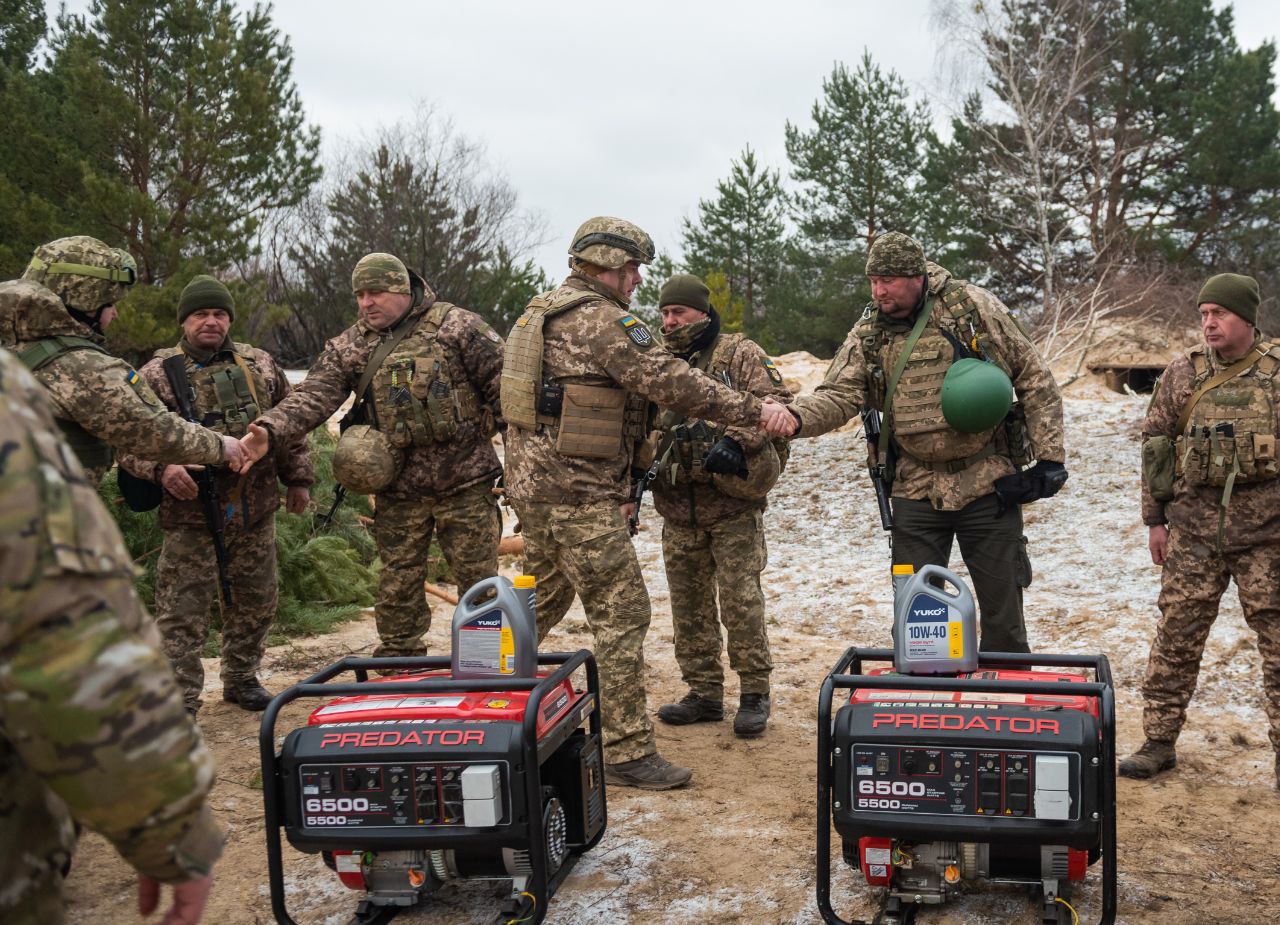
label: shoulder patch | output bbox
[126,368,140,385]
[762,355,784,386]
[618,314,654,349]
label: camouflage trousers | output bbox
[512,499,654,764]
[373,483,500,658]
[155,517,278,709]
[662,508,773,700]
[1142,528,1280,752]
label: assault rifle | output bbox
[861,407,894,532]
[162,355,233,606]
[628,462,658,535]
[315,484,347,533]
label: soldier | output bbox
[118,276,314,713]
[242,254,504,659]
[0,347,224,925]
[763,232,1066,652]
[648,274,790,738]
[1123,273,1280,788]
[501,218,794,790]
[0,235,248,483]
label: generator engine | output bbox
[260,651,603,925]
[817,649,1117,925]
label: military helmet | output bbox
[23,235,137,313]
[351,253,412,294]
[865,231,926,277]
[332,424,405,494]
[568,216,655,269]
[712,440,786,501]
[940,358,1014,433]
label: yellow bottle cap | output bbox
[513,575,536,588]
[892,564,915,576]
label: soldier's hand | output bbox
[1148,524,1169,566]
[161,464,201,500]
[138,873,213,925]
[703,436,749,478]
[760,397,797,436]
[239,422,271,466]
[221,435,247,473]
[286,485,311,514]
[620,501,637,524]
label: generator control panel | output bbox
[296,760,509,830]
[850,745,1077,820]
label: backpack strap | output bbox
[15,335,106,372]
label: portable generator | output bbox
[260,651,604,925]
[816,648,1117,925]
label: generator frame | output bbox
[259,650,602,925]
[816,647,1117,925]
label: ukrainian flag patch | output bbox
[618,314,653,348]
[126,368,140,385]
[762,356,784,386]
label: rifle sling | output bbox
[346,305,425,425]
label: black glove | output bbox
[703,436,749,478]
[993,460,1068,513]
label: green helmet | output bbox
[940,358,1014,433]
[568,216,655,269]
[23,235,137,313]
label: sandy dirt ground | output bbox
[65,384,1280,925]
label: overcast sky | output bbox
[45,0,1280,279]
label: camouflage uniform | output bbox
[789,260,1064,652]
[256,274,503,657]
[652,326,789,702]
[1138,338,1280,758]
[118,337,314,709]
[0,237,226,484]
[0,349,223,924]
[505,272,763,764]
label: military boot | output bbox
[657,691,724,725]
[604,752,693,791]
[1118,740,1177,779]
[223,680,273,712]
[733,693,771,738]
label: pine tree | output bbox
[682,145,785,324]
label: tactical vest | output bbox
[502,289,647,459]
[15,335,114,472]
[860,282,1014,472]
[655,333,790,485]
[368,301,492,449]
[158,343,271,438]
[1175,343,1280,489]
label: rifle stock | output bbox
[861,408,894,532]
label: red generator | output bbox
[817,648,1117,925]
[259,651,604,925]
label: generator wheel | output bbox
[542,787,569,875]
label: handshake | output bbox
[217,422,271,473]
[758,397,798,437]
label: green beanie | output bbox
[1197,273,1259,325]
[658,273,711,314]
[178,275,235,323]
[866,231,926,277]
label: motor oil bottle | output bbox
[451,575,537,679]
[892,563,978,675]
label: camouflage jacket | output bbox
[1141,338,1280,548]
[0,349,224,887]
[790,263,1064,512]
[651,331,791,527]
[504,274,763,505]
[256,284,503,500]
[119,337,314,531]
[0,279,225,485]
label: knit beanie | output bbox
[658,273,711,314]
[1197,273,1259,325]
[178,275,235,323]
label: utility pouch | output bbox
[1003,402,1033,468]
[411,356,459,442]
[1141,435,1176,501]
[537,383,564,417]
[1255,433,1276,466]
[555,383,626,459]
